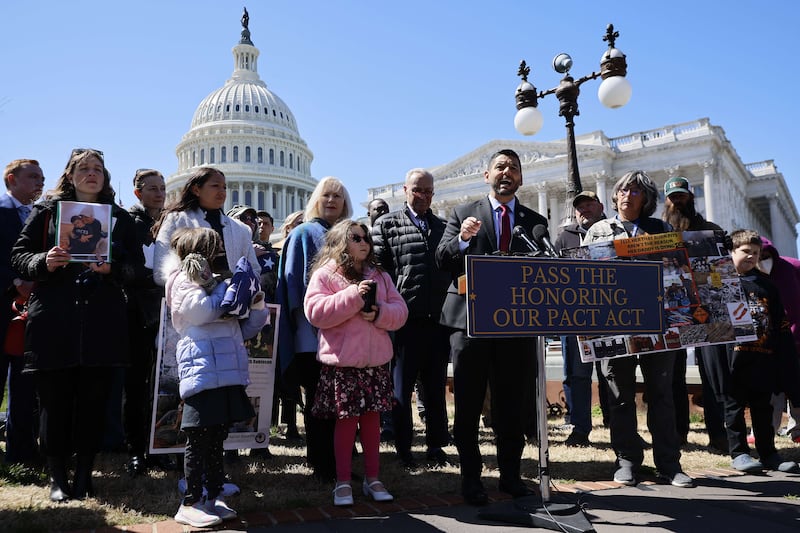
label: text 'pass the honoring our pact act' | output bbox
[465,256,664,337]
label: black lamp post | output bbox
[514,24,631,226]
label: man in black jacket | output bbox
[436,149,547,505]
[373,169,451,468]
[553,191,609,446]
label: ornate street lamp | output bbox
[514,24,632,226]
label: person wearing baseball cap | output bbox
[662,176,721,233]
[664,176,691,196]
[661,176,727,455]
[554,190,610,447]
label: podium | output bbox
[465,255,664,532]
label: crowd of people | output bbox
[1,149,799,527]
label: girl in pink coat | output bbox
[304,219,408,507]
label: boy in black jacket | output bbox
[717,229,800,473]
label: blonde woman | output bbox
[275,177,353,481]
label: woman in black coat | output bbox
[11,149,145,502]
[124,169,166,475]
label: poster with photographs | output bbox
[55,201,112,262]
[148,299,280,454]
[561,230,757,362]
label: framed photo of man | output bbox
[55,201,112,263]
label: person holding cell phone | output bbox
[304,220,408,507]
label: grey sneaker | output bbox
[731,454,764,473]
[659,471,695,488]
[174,501,222,528]
[761,454,800,473]
[613,465,637,486]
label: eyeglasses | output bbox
[411,188,434,196]
[348,233,369,244]
[240,215,256,223]
[618,187,642,197]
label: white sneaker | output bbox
[205,496,237,521]
[174,501,222,528]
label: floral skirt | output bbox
[311,364,393,419]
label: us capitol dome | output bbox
[167,8,316,227]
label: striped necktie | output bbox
[18,204,31,224]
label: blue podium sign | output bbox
[466,256,664,337]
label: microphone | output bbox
[532,224,560,258]
[512,225,541,255]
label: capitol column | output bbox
[268,183,274,215]
[537,183,549,229]
[702,160,715,223]
[768,194,783,249]
[549,196,560,231]
[238,181,245,207]
[593,171,608,209]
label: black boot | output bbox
[47,456,71,503]
[72,454,95,500]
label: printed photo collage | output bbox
[562,230,757,362]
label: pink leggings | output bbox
[334,411,380,482]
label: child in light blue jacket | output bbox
[165,227,268,528]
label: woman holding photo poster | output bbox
[11,148,145,502]
[581,170,694,489]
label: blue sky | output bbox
[2,1,799,247]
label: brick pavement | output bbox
[69,467,744,532]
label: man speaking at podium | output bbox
[436,149,548,505]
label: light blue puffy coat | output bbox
[166,268,269,399]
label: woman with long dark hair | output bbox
[152,167,259,286]
[11,149,145,501]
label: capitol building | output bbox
[369,118,799,257]
[166,11,316,227]
[167,11,797,257]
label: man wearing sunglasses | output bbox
[372,169,452,470]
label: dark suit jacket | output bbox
[0,193,26,341]
[435,196,548,330]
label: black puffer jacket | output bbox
[11,200,145,372]
[371,207,450,320]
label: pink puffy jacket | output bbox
[304,259,408,368]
